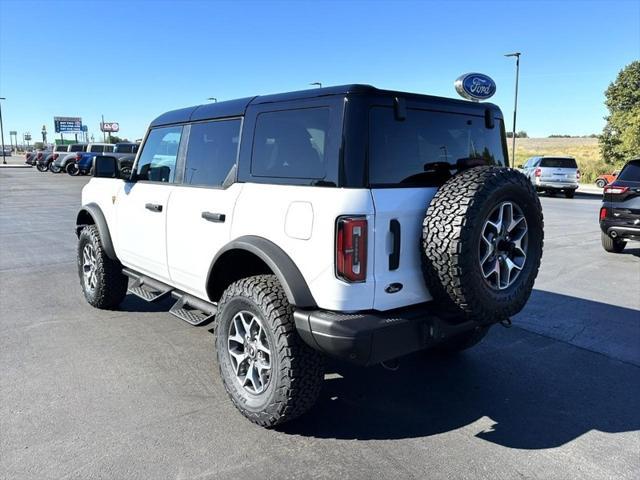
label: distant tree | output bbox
[34,142,44,150]
[600,61,640,164]
[506,131,528,138]
[108,135,123,144]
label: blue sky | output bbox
[0,0,638,143]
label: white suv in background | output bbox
[75,85,544,427]
[522,156,580,198]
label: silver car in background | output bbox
[521,156,580,198]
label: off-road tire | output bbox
[77,225,128,309]
[564,189,575,199]
[36,162,48,172]
[437,326,489,353]
[595,179,606,188]
[601,231,625,253]
[422,167,544,323]
[215,275,324,427]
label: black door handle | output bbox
[202,212,225,223]
[389,219,401,270]
[145,203,163,212]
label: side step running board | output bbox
[122,268,217,326]
[123,268,173,302]
[169,292,217,326]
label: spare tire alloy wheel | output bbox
[479,201,528,290]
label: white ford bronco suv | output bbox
[76,85,543,427]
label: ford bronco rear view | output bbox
[75,85,544,427]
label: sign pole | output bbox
[102,115,106,142]
[0,97,6,164]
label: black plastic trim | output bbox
[389,219,401,270]
[207,235,317,308]
[75,203,117,260]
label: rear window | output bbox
[539,157,577,168]
[369,107,506,186]
[69,144,86,152]
[618,160,640,182]
[251,108,329,179]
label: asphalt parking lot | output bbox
[1,166,639,480]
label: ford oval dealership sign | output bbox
[454,73,497,101]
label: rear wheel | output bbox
[36,162,48,172]
[564,189,575,199]
[601,232,625,253]
[595,179,606,188]
[49,162,62,173]
[215,275,324,427]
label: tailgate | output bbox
[370,188,436,311]
[541,167,577,182]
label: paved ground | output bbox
[1,169,639,480]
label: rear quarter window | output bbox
[369,107,506,187]
[618,160,640,182]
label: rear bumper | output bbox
[601,222,640,241]
[293,304,486,366]
[535,181,578,190]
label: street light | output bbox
[504,52,521,164]
[207,97,218,103]
[309,82,322,88]
[0,97,6,164]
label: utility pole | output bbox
[504,52,521,164]
[0,97,6,164]
[101,114,106,142]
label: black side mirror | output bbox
[93,155,118,178]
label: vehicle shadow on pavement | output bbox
[280,292,640,448]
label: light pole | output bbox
[310,82,322,88]
[504,52,521,164]
[207,97,217,103]
[0,97,6,164]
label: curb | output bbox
[0,164,33,169]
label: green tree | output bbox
[600,61,640,164]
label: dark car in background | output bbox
[600,158,640,253]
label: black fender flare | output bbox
[75,203,117,260]
[207,235,317,308]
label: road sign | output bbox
[24,133,32,141]
[100,122,119,133]
[54,116,83,133]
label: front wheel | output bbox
[595,179,606,188]
[601,232,625,253]
[49,163,62,173]
[77,225,128,309]
[215,275,324,427]
[66,162,80,176]
[36,163,48,172]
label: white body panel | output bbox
[370,188,436,310]
[80,178,436,313]
[166,184,244,298]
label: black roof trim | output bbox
[149,84,502,127]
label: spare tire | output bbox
[421,167,543,323]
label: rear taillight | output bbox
[53,153,58,160]
[336,216,367,282]
[37,153,42,159]
[576,169,581,180]
[604,185,629,195]
[599,207,608,221]
[534,167,541,177]
[76,153,82,161]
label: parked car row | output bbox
[26,142,138,176]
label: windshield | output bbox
[540,157,577,168]
[369,107,506,187]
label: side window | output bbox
[251,108,329,179]
[135,126,183,183]
[91,145,105,153]
[104,145,114,152]
[184,119,241,187]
